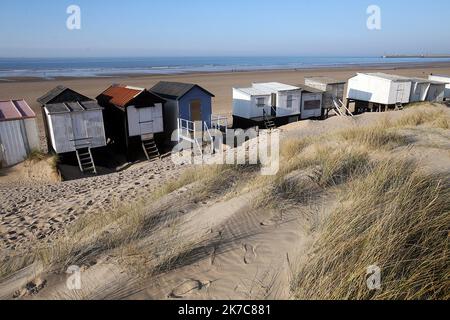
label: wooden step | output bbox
[142,138,161,161]
[76,148,97,175]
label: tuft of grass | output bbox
[394,105,450,129]
[255,144,369,209]
[27,150,47,162]
[280,138,313,161]
[49,153,59,171]
[293,159,450,300]
[339,126,408,150]
[26,150,59,173]
[313,147,370,187]
[432,117,449,130]
[155,164,260,200]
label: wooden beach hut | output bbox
[97,85,165,161]
[304,76,346,116]
[347,73,445,113]
[0,100,39,168]
[295,84,324,120]
[429,74,450,100]
[37,87,106,174]
[346,73,412,113]
[408,78,445,103]
[150,81,220,147]
[232,82,302,129]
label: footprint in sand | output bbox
[243,244,257,265]
[168,279,211,299]
[260,219,277,227]
[13,277,47,298]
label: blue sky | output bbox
[0,0,449,57]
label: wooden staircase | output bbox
[142,138,161,161]
[395,102,404,111]
[264,118,277,130]
[332,98,354,117]
[263,109,277,130]
[76,148,97,174]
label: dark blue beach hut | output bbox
[150,81,215,141]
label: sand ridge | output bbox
[0,159,187,251]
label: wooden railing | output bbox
[211,114,228,134]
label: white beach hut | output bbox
[408,78,445,103]
[304,77,346,111]
[428,74,450,100]
[232,82,302,128]
[0,100,39,168]
[296,84,324,119]
[43,100,106,174]
[346,73,412,112]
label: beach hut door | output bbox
[396,84,406,103]
[139,108,154,135]
[190,100,202,122]
[71,113,89,149]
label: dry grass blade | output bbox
[293,160,450,300]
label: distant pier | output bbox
[383,54,450,59]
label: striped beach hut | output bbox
[38,86,107,174]
[0,100,39,167]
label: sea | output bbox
[1,56,450,79]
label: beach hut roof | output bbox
[45,100,103,115]
[305,76,346,85]
[37,86,90,105]
[150,81,215,101]
[358,73,412,82]
[408,77,445,85]
[294,84,325,93]
[361,73,443,85]
[0,100,36,122]
[252,82,300,92]
[234,87,272,96]
[97,84,165,108]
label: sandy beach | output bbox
[1,62,450,149]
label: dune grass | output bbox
[255,141,369,209]
[292,159,450,300]
[280,138,313,161]
[26,150,47,162]
[339,126,408,150]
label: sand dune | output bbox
[0,159,187,251]
[0,104,447,300]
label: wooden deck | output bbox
[250,115,276,122]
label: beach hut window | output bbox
[304,100,321,110]
[256,98,265,108]
[286,95,293,109]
